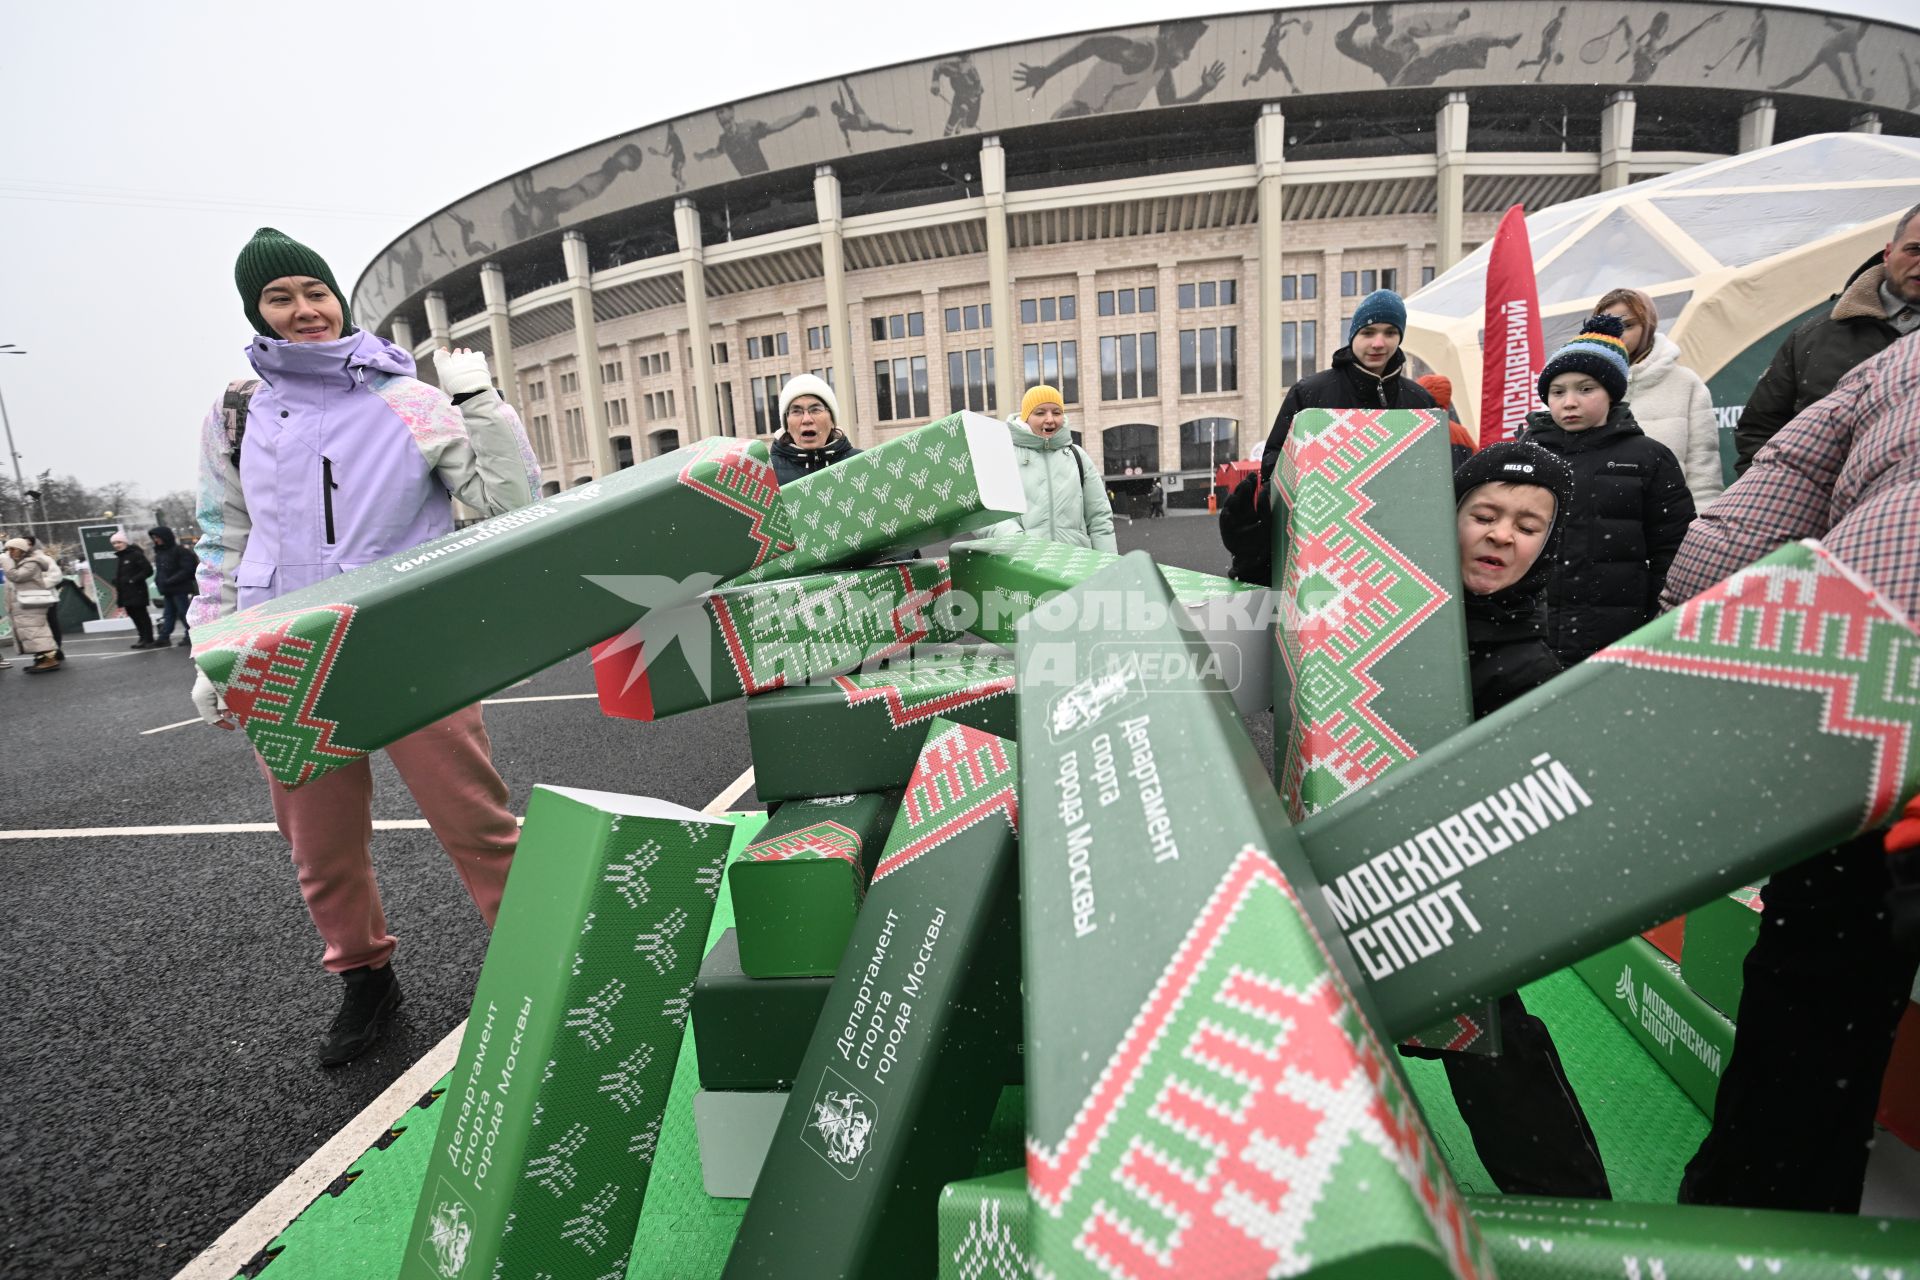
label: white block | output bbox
[692,1089,789,1199]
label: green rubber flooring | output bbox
[237,815,1706,1279]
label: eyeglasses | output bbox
[786,403,828,420]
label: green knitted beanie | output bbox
[234,227,353,339]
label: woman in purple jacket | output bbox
[189,228,540,1066]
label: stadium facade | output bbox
[353,1,1920,510]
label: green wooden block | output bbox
[1275,407,1471,821]
[692,929,832,1091]
[746,647,1016,801]
[194,437,790,787]
[400,786,735,1280]
[728,412,1023,585]
[724,720,1022,1279]
[1574,936,1735,1116]
[948,533,1271,716]
[1293,539,1920,1037]
[594,558,960,721]
[1679,885,1764,1018]
[1467,1194,1920,1277]
[938,1169,1031,1280]
[729,791,901,978]
[1017,552,1491,1280]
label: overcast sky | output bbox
[0,0,1907,510]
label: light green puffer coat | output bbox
[983,416,1117,552]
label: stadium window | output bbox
[1380,269,1397,293]
[1139,286,1155,312]
[1060,295,1075,321]
[907,312,924,339]
[1301,320,1318,377]
[1118,288,1135,316]
[1341,271,1357,297]
[1178,283,1195,310]
[1280,276,1295,302]
[963,304,980,330]
[889,314,905,341]
[1039,296,1056,323]
[1422,266,1436,286]
[874,361,894,421]
[892,357,912,419]
[1220,280,1236,306]
[1097,291,1115,317]
[747,337,762,361]
[872,317,887,342]
[1021,299,1038,325]
[945,307,962,333]
[1059,340,1078,404]
[1100,332,1157,401]
[778,331,791,355]
[910,355,930,418]
[1199,281,1215,308]
[1301,274,1318,300]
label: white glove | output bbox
[432,347,493,396]
[192,670,233,729]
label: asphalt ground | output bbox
[0,511,1245,1280]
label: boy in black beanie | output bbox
[1524,313,1695,663]
[1410,439,1614,1199]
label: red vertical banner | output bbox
[1479,203,1544,447]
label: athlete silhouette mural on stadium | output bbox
[1608,11,1726,84]
[696,103,820,177]
[1705,8,1768,75]
[1244,13,1312,91]
[1013,21,1226,119]
[930,54,985,136]
[1516,6,1568,82]
[828,79,914,149]
[651,124,687,191]
[1334,5,1523,87]
[1771,16,1869,98]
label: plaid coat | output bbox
[1662,330,1920,623]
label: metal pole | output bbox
[0,374,26,529]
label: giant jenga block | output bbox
[1467,1195,1920,1276]
[1018,552,1491,1280]
[593,559,959,721]
[1275,407,1471,820]
[746,647,1016,801]
[729,412,1023,584]
[939,1168,1032,1280]
[1575,936,1735,1114]
[194,437,790,786]
[1679,885,1764,1017]
[1293,540,1920,1037]
[693,928,834,1092]
[724,720,1022,1279]
[729,790,901,978]
[948,533,1272,716]
[400,787,733,1280]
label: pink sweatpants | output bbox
[259,704,519,973]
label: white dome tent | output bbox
[1404,132,1920,482]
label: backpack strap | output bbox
[1071,444,1086,486]
[222,379,261,469]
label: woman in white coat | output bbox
[986,385,1117,551]
[1596,288,1724,511]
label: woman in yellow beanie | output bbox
[986,385,1116,551]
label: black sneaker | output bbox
[176,635,192,648]
[318,965,402,1067]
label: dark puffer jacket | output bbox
[111,543,153,605]
[1522,405,1696,663]
[770,428,860,486]
[1733,255,1905,475]
[1219,346,1438,583]
[148,525,199,597]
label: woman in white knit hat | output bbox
[770,374,858,485]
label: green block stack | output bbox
[400,786,735,1280]
[1292,540,1920,1038]
[1574,936,1736,1115]
[193,436,791,787]
[1274,407,1470,821]
[1017,552,1491,1280]
[724,719,1022,1279]
[948,532,1271,716]
[729,411,1024,585]
[747,647,1016,801]
[593,559,960,722]
[1679,884,1764,1018]
[728,791,901,978]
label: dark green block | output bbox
[1679,885,1764,1018]
[724,720,1021,1279]
[746,648,1016,801]
[693,929,833,1092]
[1574,936,1735,1115]
[730,792,900,978]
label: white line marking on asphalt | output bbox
[170,765,755,1280]
[138,691,599,736]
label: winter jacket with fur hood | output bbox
[984,417,1117,552]
[1626,332,1722,512]
[148,526,198,597]
[189,330,539,627]
[4,550,62,654]
[1733,256,1906,475]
